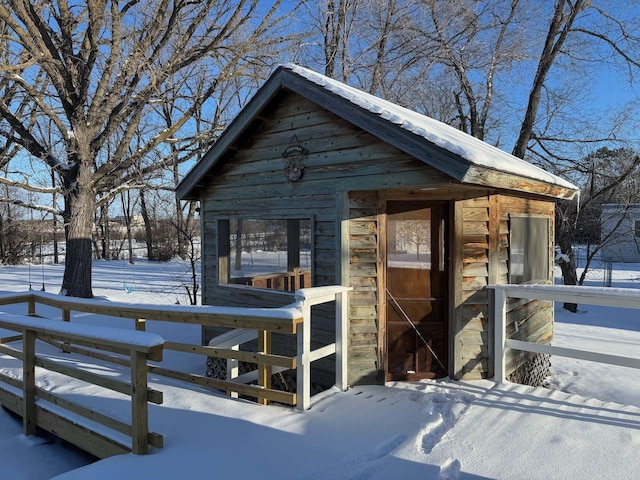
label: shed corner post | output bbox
[493,286,507,384]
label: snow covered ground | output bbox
[1,260,640,479]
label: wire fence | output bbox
[567,247,640,290]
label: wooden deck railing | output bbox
[0,285,350,411]
[230,268,312,292]
[491,284,640,383]
[0,311,164,457]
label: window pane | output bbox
[387,207,432,269]
[230,219,288,279]
[222,218,311,291]
[510,216,549,284]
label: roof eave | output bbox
[177,66,578,202]
[462,165,579,200]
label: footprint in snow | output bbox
[419,392,473,455]
[438,458,461,480]
[301,434,406,480]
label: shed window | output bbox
[635,220,640,238]
[509,215,550,284]
[218,218,312,291]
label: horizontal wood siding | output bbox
[453,194,555,380]
[454,196,491,379]
[499,196,555,375]
[347,192,380,385]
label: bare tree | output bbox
[0,0,292,297]
[554,148,640,310]
[297,0,640,314]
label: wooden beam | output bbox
[164,341,296,369]
[130,350,149,454]
[22,329,36,436]
[257,330,272,406]
[30,292,302,334]
[147,365,296,405]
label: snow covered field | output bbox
[1,260,640,479]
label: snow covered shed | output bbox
[176,64,578,386]
[600,204,640,263]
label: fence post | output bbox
[130,350,149,454]
[62,309,71,353]
[493,286,507,384]
[22,328,36,436]
[335,289,348,391]
[296,300,311,410]
[135,318,146,332]
[257,330,272,405]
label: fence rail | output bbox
[0,286,350,411]
[491,284,640,383]
[0,312,163,457]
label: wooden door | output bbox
[385,201,448,381]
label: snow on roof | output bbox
[284,64,578,192]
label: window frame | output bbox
[216,215,314,292]
[508,214,552,285]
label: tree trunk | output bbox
[173,155,188,261]
[557,232,578,312]
[139,189,154,261]
[512,0,586,159]
[99,205,109,260]
[61,164,95,298]
[51,169,59,264]
[120,191,134,263]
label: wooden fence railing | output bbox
[0,285,350,411]
[0,312,164,457]
[230,268,312,292]
[491,284,640,383]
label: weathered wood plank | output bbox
[350,221,377,235]
[349,305,378,322]
[463,208,489,221]
[463,236,489,248]
[349,318,379,333]
[463,263,489,277]
[462,276,487,291]
[463,222,490,235]
[462,246,489,263]
[463,166,576,199]
[461,197,489,207]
